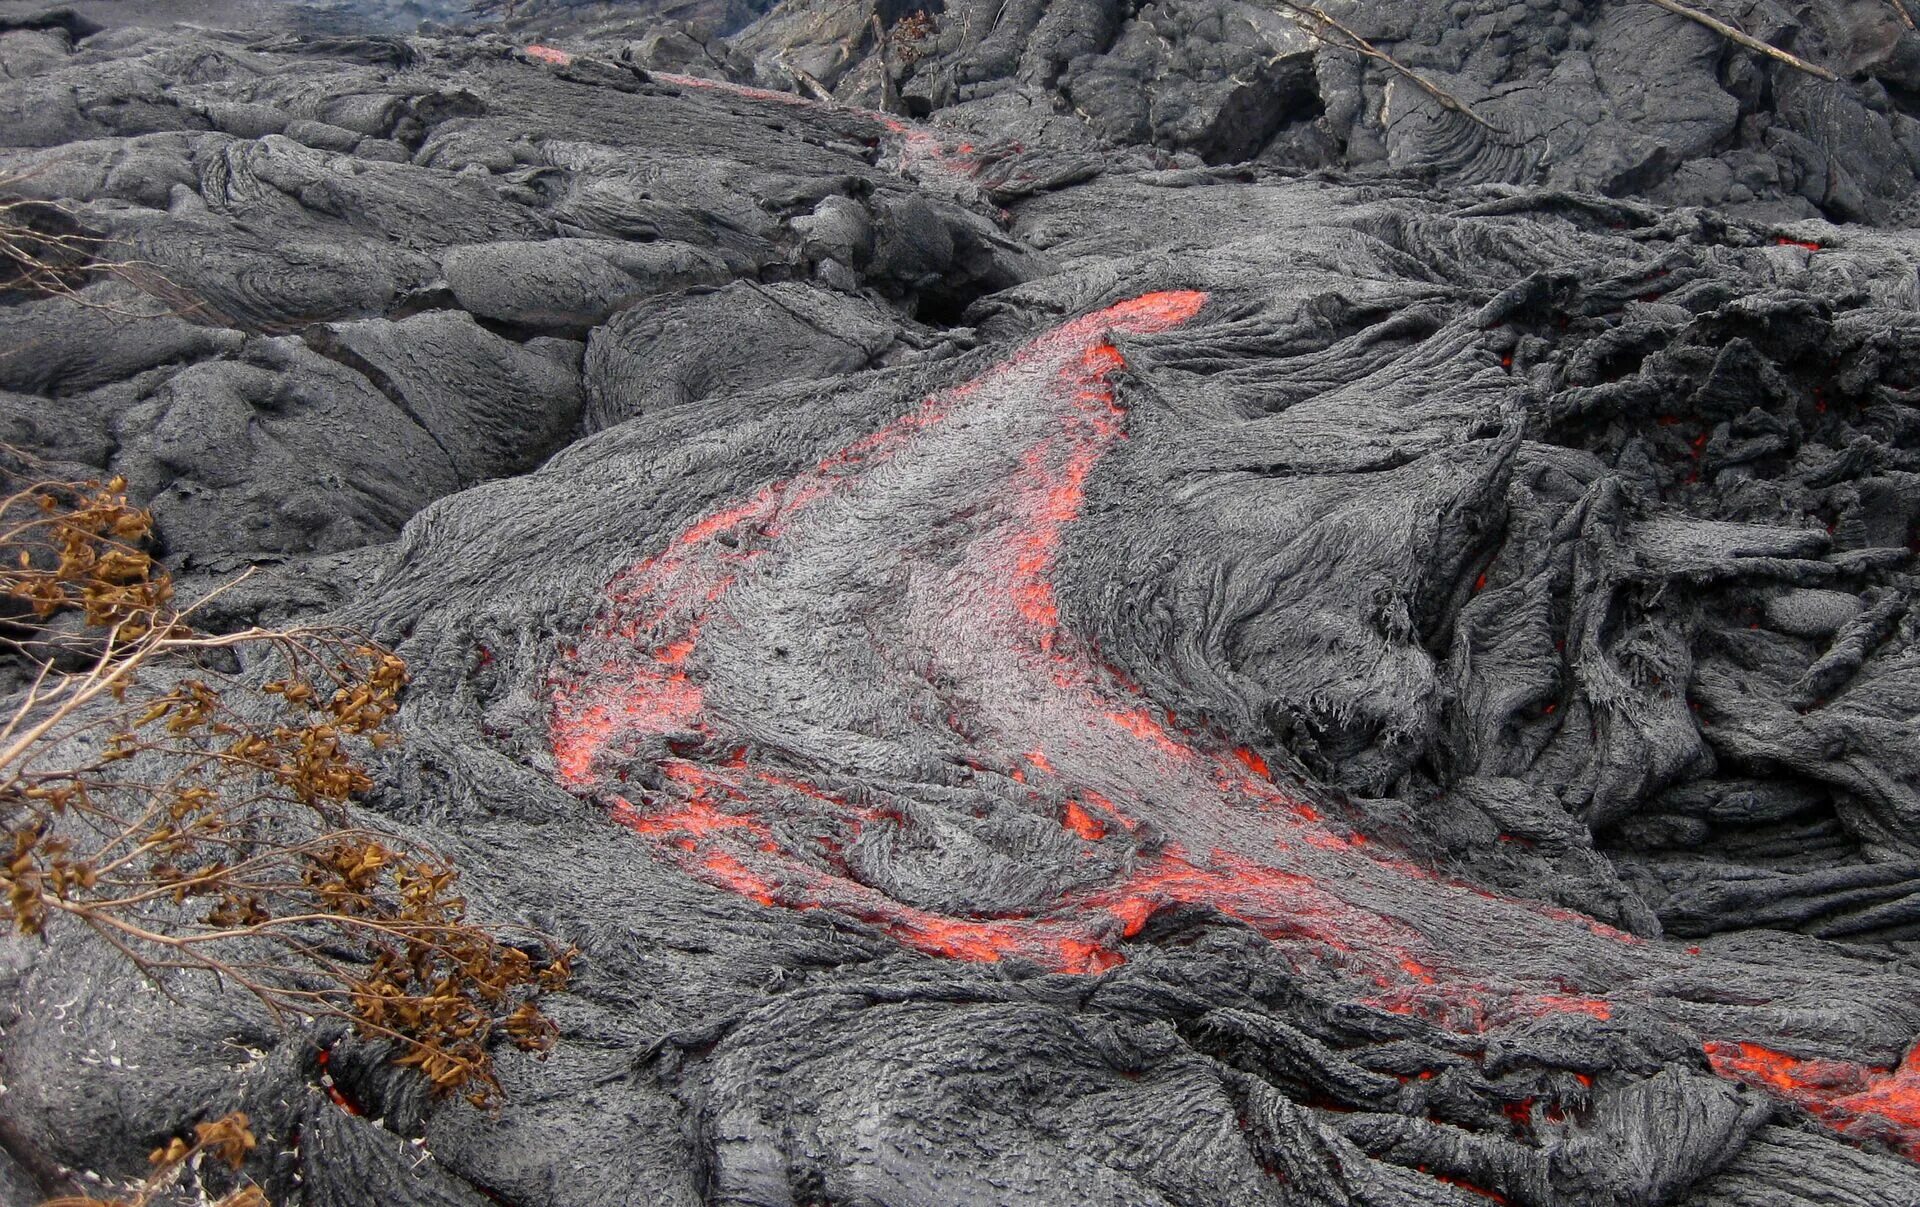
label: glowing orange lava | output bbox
[1707,1041,1920,1160]
[547,289,1920,1165]
[552,289,1635,996]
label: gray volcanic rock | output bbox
[442,237,732,330]
[0,9,1919,1207]
[730,0,1920,223]
[582,280,918,431]
[112,336,466,564]
[305,310,586,480]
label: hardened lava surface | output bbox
[3,6,1920,1207]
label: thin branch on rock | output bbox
[1639,0,1839,80]
[780,53,839,102]
[1268,0,1499,132]
[871,11,904,114]
[0,180,198,322]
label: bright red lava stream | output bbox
[538,255,1917,1161]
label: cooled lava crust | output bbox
[3,5,1920,1207]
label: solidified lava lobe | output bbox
[551,291,1214,971]
[547,292,1920,1160]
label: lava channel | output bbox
[548,290,1920,1161]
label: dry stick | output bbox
[83,909,317,1047]
[871,11,904,115]
[781,54,839,103]
[1639,0,1839,80]
[47,888,519,1082]
[1269,0,1498,131]
[1889,0,1917,31]
[0,1113,82,1200]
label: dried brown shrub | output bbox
[41,1110,266,1207]
[889,10,936,67]
[0,471,572,1119]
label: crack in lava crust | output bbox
[525,49,982,188]
[646,69,976,184]
[547,291,1920,1160]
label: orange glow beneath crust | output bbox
[1063,800,1106,840]
[552,291,1222,984]
[1529,995,1612,1021]
[546,288,1920,1166]
[1233,745,1271,778]
[1706,1042,1920,1159]
[1103,708,1194,761]
[1438,1174,1510,1205]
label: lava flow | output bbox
[547,291,1920,1160]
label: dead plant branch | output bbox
[1269,0,1498,132]
[41,1109,266,1207]
[0,177,196,322]
[1639,0,1839,81]
[0,469,572,1114]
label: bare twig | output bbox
[779,52,839,103]
[871,11,903,114]
[1639,0,1839,80]
[1268,0,1498,132]
[1889,0,1916,30]
[0,174,198,323]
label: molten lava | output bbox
[1706,1041,1920,1160]
[548,291,1920,1163]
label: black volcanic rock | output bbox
[1,6,1919,1207]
